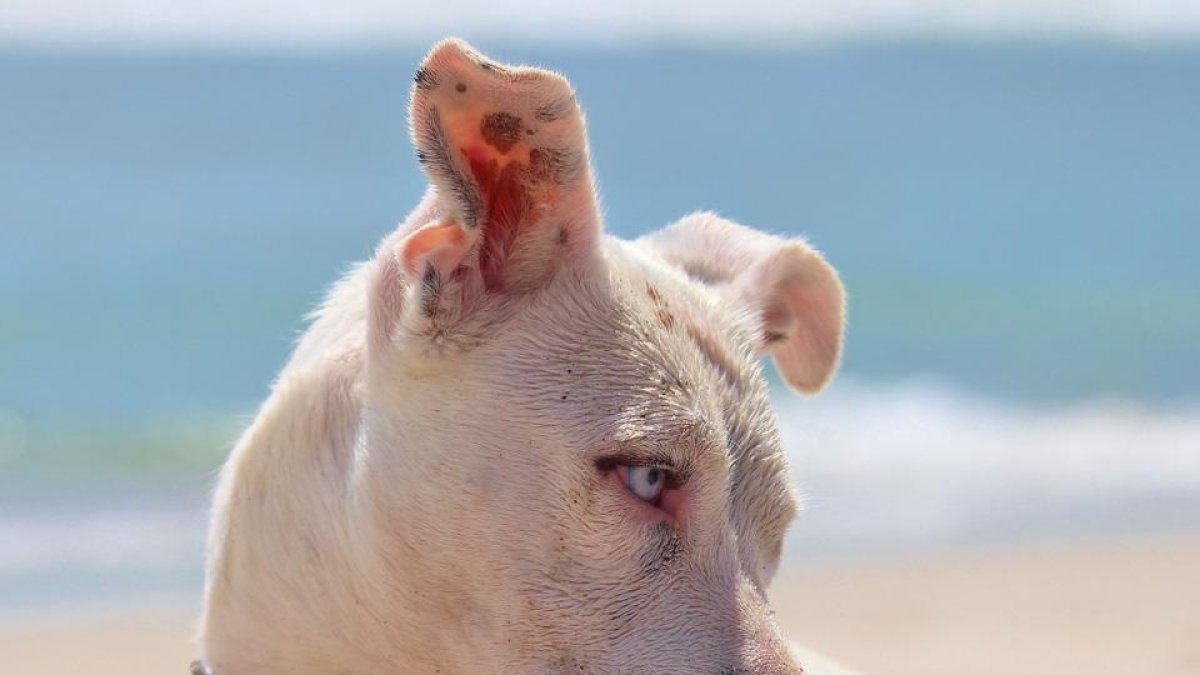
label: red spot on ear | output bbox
[463,146,532,292]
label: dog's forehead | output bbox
[491,239,787,473]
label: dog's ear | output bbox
[403,38,597,288]
[371,40,600,350]
[641,212,845,395]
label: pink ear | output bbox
[399,218,474,279]
[734,243,845,394]
[641,212,846,395]
[404,39,599,293]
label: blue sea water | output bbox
[0,43,1198,608]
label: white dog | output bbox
[197,39,854,675]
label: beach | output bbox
[4,533,1197,675]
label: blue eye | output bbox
[624,465,667,503]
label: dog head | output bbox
[364,39,845,674]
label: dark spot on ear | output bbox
[535,95,573,122]
[455,82,467,93]
[525,127,536,135]
[480,112,523,154]
[414,67,439,90]
[558,227,569,246]
[763,331,789,344]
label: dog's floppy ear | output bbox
[402,39,598,292]
[641,212,845,395]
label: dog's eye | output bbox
[618,465,668,504]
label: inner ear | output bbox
[738,244,845,395]
[405,39,599,294]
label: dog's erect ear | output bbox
[401,39,599,294]
[641,212,845,395]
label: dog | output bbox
[197,39,853,675]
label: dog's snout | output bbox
[728,625,807,675]
[717,641,806,675]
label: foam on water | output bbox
[0,509,204,576]
[781,379,1200,554]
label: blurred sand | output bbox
[2,534,1197,675]
[773,534,1200,675]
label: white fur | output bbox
[199,39,856,675]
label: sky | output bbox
[2,0,1199,48]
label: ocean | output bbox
[1,43,1198,609]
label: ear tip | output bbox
[421,37,481,69]
[775,240,840,278]
[415,39,505,87]
[775,341,843,396]
[413,38,576,103]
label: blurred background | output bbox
[1,2,1198,674]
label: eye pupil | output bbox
[646,468,660,485]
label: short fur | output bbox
[199,39,855,675]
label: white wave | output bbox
[778,378,1200,553]
[0,509,205,577]
[2,1,1200,48]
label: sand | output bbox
[3,534,1197,675]
[772,534,1200,675]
